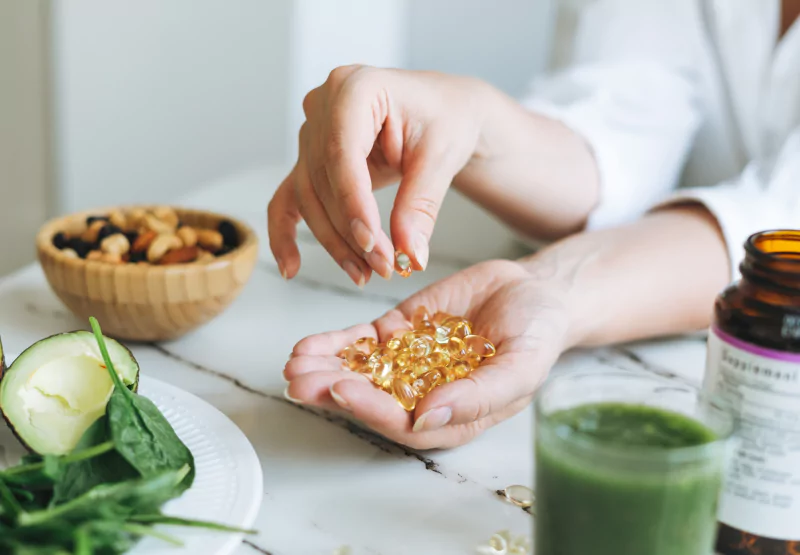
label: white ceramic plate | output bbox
[0,356,263,555]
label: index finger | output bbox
[325,79,395,272]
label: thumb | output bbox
[411,351,548,432]
[390,159,455,271]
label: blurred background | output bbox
[1,0,558,277]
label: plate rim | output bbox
[0,352,264,555]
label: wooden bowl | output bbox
[36,206,258,342]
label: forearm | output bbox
[454,82,600,241]
[520,205,730,348]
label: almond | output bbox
[132,230,157,253]
[159,246,198,265]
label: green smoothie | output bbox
[535,402,724,555]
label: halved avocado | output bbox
[0,334,5,381]
[0,331,139,455]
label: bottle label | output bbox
[705,327,800,540]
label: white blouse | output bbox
[522,0,800,281]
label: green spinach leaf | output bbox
[51,418,137,505]
[90,318,195,492]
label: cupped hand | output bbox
[283,260,572,449]
[267,65,487,286]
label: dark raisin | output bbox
[129,250,147,263]
[97,224,122,244]
[218,220,238,248]
[52,232,68,250]
[124,230,139,245]
[215,245,233,257]
[86,215,108,226]
[68,238,91,258]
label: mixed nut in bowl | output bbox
[36,205,258,342]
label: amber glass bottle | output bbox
[706,230,800,555]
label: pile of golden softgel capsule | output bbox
[339,307,496,411]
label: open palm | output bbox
[284,260,571,449]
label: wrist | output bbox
[516,238,608,350]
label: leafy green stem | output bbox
[121,522,184,546]
[0,478,22,518]
[89,317,127,395]
[0,442,115,478]
[130,514,258,534]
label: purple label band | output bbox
[712,326,800,363]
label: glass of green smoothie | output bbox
[534,370,734,555]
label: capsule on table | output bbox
[392,377,418,411]
[464,335,496,357]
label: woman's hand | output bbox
[267,65,489,286]
[283,260,572,449]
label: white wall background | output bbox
[50,0,555,214]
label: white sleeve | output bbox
[655,130,800,283]
[521,0,707,230]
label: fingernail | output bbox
[283,386,303,404]
[413,234,429,270]
[330,385,351,411]
[342,260,365,288]
[413,407,452,432]
[365,251,393,279]
[351,219,374,253]
[281,267,289,280]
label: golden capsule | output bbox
[466,353,482,369]
[464,335,496,358]
[453,360,471,379]
[343,346,365,365]
[432,311,453,326]
[412,306,431,328]
[416,320,437,335]
[386,337,403,351]
[427,350,450,368]
[403,331,434,347]
[347,352,369,372]
[409,337,432,358]
[395,349,413,369]
[411,359,431,377]
[434,326,450,344]
[353,336,377,354]
[440,365,458,383]
[372,359,395,389]
[449,321,471,339]
[392,377,417,411]
[446,336,468,360]
[411,369,442,396]
[395,251,412,278]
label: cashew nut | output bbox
[100,233,130,255]
[147,233,182,263]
